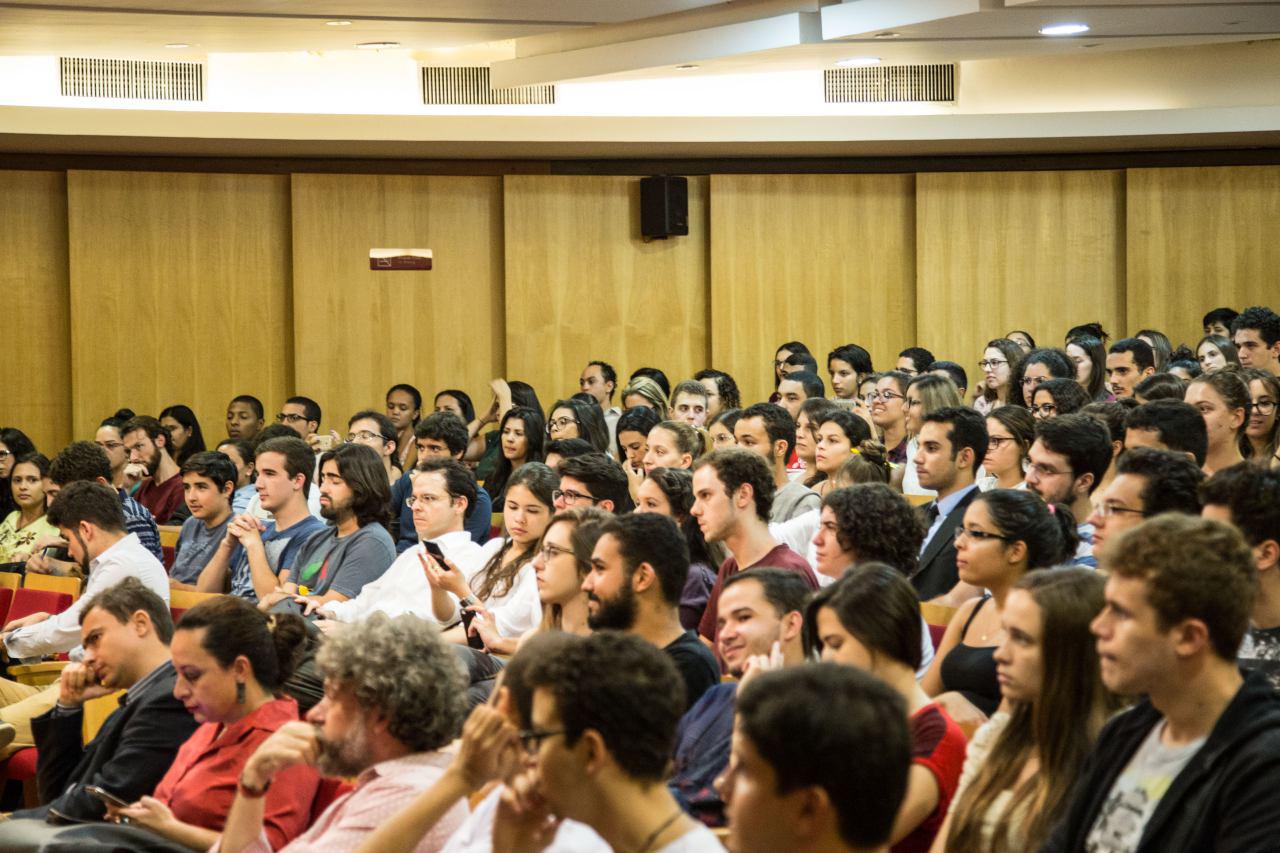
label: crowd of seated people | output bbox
[0,302,1276,851]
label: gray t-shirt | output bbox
[770,480,821,524]
[170,515,231,585]
[1085,721,1206,852]
[286,523,396,599]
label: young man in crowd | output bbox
[927,361,968,399]
[583,513,719,711]
[1231,305,1280,375]
[94,417,131,490]
[275,396,322,442]
[1105,338,1157,399]
[733,403,821,523]
[913,407,986,605]
[1124,400,1209,467]
[122,414,187,524]
[345,410,400,487]
[669,380,712,428]
[1086,447,1204,560]
[1200,464,1280,689]
[198,436,326,601]
[1045,514,1280,851]
[670,568,810,825]
[553,452,630,513]
[580,360,621,447]
[1025,413,1113,568]
[1203,307,1238,338]
[898,346,935,376]
[389,411,492,552]
[775,372,825,422]
[218,614,470,851]
[691,449,817,646]
[720,664,912,853]
[169,450,238,587]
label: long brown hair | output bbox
[946,569,1122,852]
[538,506,610,631]
[472,463,557,602]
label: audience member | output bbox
[1124,399,1208,466]
[776,371,825,421]
[1025,413,1111,567]
[1244,368,1280,467]
[554,452,630,513]
[707,408,740,449]
[466,379,540,480]
[1186,368,1250,474]
[1081,399,1130,491]
[782,350,820,378]
[1012,347,1074,407]
[810,484,925,583]
[621,375,670,413]
[530,506,610,637]
[694,368,741,422]
[95,416,132,489]
[435,387,476,424]
[1196,334,1239,373]
[828,343,875,400]
[836,440,893,486]
[216,438,257,514]
[225,395,266,442]
[978,406,1035,491]
[484,406,545,504]
[1133,371,1187,403]
[0,452,55,565]
[1135,328,1173,372]
[1044,515,1280,852]
[123,414,188,524]
[275,395,322,442]
[1231,305,1280,375]
[160,404,207,468]
[734,402,820,522]
[793,397,839,481]
[914,407,987,603]
[390,411,492,551]
[635,467,721,632]
[547,397,610,455]
[1031,376,1091,419]
[1087,447,1204,560]
[898,346,935,377]
[615,405,661,477]
[1204,306,1239,338]
[543,437,594,470]
[903,373,963,496]
[1105,337,1156,399]
[1006,330,1035,353]
[770,340,810,400]
[871,371,913,464]
[385,383,423,472]
[927,361,969,401]
[579,359,621,438]
[345,410,401,485]
[974,339,1023,414]
[1066,334,1109,401]
[811,409,874,497]
[643,419,706,473]
[169,450,237,586]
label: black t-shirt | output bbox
[664,630,720,712]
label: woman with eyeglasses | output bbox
[902,374,963,497]
[869,371,913,465]
[545,398,610,455]
[483,406,545,505]
[1010,348,1074,408]
[922,490,1078,731]
[1243,369,1280,468]
[974,339,1023,415]
[635,467,722,630]
[0,427,36,521]
[529,506,610,639]
[1028,377,1091,422]
[979,408,1035,491]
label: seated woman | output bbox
[215,438,257,515]
[616,406,661,503]
[933,569,1120,852]
[114,596,321,850]
[809,410,873,497]
[635,467,723,631]
[707,408,741,449]
[1011,347,1073,407]
[807,564,968,853]
[834,440,891,486]
[546,398,610,455]
[525,506,611,640]
[1030,377,1092,420]
[921,490,1078,729]
[642,420,707,474]
[482,406,545,505]
[978,407,1035,491]
[902,374,962,496]
[160,404,207,468]
[869,371,912,465]
[430,463,557,654]
[0,453,57,568]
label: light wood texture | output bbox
[158,525,182,548]
[292,174,504,432]
[67,171,292,443]
[710,174,916,406]
[503,175,710,407]
[916,170,1125,376]
[1127,165,1280,348]
[0,572,21,593]
[0,171,71,452]
[170,587,222,611]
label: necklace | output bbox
[636,807,684,853]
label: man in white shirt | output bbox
[318,458,483,627]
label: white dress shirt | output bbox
[442,538,541,638]
[5,533,169,660]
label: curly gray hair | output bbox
[316,613,467,752]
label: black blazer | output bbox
[912,486,980,601]
[17,660,198,822]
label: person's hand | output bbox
[493,767,560,853]
[29,534,66,553]
[491,379,514,416]
[933,691,989,736]
[242,721,320,791]
[122,462,148,488]
[226,514,266,550]
[315,618,345,636]
[469,607,500,650]
[257,588,290,612]
[625,463,645,501]
[419,551,470,599]
[453,698,520,791]
[25,552,53,575]
[114,796,176,831]
[737,641,784,692]
[299,596,327,616]
[58,661,116,707]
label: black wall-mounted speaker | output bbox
[640,176,688,239]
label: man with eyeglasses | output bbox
[1086,447,1205,560]
[1024,414,1114,568]
[552,453,630,514]
[343,410,399,487]
[275,395,322,442]
[389,412,493,553]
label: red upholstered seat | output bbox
[7,588,73,623]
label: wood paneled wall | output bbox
[711,174,916,405]
[292,175,504,432]
[66,171,292,443]
[504,175,710,407]
[2,164,1277,453]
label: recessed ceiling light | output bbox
[835,56,881,67]
[356,41,400,50]
[676,64,699,70]
[165,43,189,49]
[1039,23,1090,37]
[325,20,352,26]
[873,32,901,40]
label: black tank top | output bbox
[939,595,1001,716]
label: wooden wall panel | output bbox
[710,174,916,405]
[291,174,504,431]
[916,170,1125,375]
[1127,166,1280,349]
[504,175,709,407]
[0,171,71,452]
[67,171,292,443]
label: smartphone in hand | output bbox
[422,540,446,563]
[85,785,129,808]
[460,608,487,651]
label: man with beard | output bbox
[216,614,469,852]
[1024,414,1114,568]
[582,512,719,711]
[733,403,820,523]
[258,443,395,615]
[0,482,169,752]
[122,415,188,524]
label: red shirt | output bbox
[153,696,321,850]
[892,703,968,853]
[697,543,817,642]
[136,473,185,525]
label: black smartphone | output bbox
[86,784,130,808]
[460,608,487,651]
[422,540,446,563]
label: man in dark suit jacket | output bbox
[912,408,987,604]
[9,577,197,822]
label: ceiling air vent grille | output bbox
[824,64,954,103]
[60,57,204,101]
[422,66,554,105]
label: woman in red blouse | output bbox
[113,597,323,850]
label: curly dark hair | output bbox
[1199,463,1280,548]
[1032,377,1091,416]
[693,368,742,410]
[693,448,775,522]
[1116,447,1205,517]
[821,484,924,576]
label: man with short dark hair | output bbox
[914,407,986,604]
[1025,414,1113,567]
[781,350,819,377]
[553,452,630,513]
[1087,447,1205,559]
[390,411,492,552]
[1124,400,1209,466]
[169,450,238,586]
[691,449,817,645]
[669,380,711,428]
[544,438,596,471]
[1203,306,1238,338]
[1231,305,1280,375]
[1044,515,1280,852]
[898,347,935,377]
[721,663,912,853]
[276,395,322,441]
[1200,464,1280,689]
[733,403,820,522]
[927,361,968,399]
[1106,338,1157,399]
[580,360,621,448]
[776,371,825,422]
[670,568,810,825]
[583,513,719,710]
[122,414,187,524]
